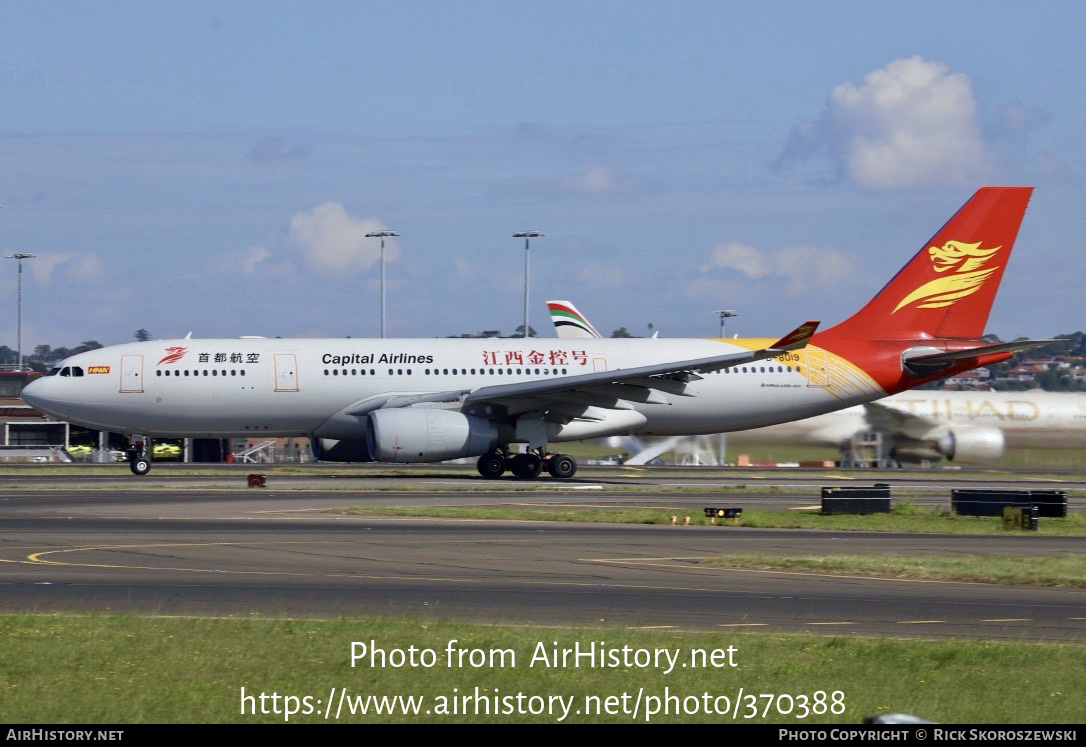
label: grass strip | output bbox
[0,614,1082,724]
[700,553,1085,587]
[338,503,1086,536]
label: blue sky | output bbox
[2,1,1083,353]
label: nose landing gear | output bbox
[126,437,151,476]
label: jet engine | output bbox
[367,408,499,463]
[310,438,373,463]
[892,424,1005,464]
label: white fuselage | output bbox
[729,390,1086,449]
[22,336,883,440]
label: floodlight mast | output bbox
[365,231,399,338]
[513,231,543,337]
[713,309,737,337]
[5,252,35,370]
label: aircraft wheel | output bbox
[130,458,151,476]
[510,453,543,480]
[546,453,577,479]
[476,452,506,479]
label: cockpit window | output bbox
[71,366,84,377]
[47,368,60,376]
[60,367,70,377]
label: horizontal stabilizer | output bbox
[907,339,1058,365]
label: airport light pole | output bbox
[714,309,737,338]
[5,252,35,370]
[365,231,399,338]
[513,231,543,337]
[712,310,736,466]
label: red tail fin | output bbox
[825,187,1033,341]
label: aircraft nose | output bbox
[19,377,65,419]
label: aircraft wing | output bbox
[381,321,819,413]
[861,401,931,435]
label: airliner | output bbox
[727,390,1086,465]
[21,187,1047,479]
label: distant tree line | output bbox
[0,341,104,371]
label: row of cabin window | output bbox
[156,369,248,377]
[323,367,571,377]
[716,365,803,374]
[49,364,803,379]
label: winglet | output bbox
[769,321,819,351]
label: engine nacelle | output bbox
[367,408,499,463]
[311,438,373,463]
[891,425,1004,464]
[938,424,1005,463]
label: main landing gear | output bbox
[476,448,578,480]
[126,437,151,476]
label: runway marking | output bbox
[717,623,769,627]
[981,618,1031,622]
[4,541,828,596]
[900,620,947,624]
[806,621,856,626]
[22,541,367,577]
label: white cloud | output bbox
[570,165,619,194]
[497,164,641,198]
[237,245,271,274]
[778,56,987,190]
[28,252,105,286]
[703,242,771,279]
[576,260,625,285]
[210,245,295,278]
[287,202,394,276]
[452,258,475,278]
[988,100,1052,144]
[699,243,856,295]
[772,246,855,294]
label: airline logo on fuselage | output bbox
[893,240,1001,314]
[157,347,188,365]
[87,366,110,374]
[323,353,435,365]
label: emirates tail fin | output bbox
[547,300,603,339]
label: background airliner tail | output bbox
[547,300,602,339]
[822,187,1033,342]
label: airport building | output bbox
[0,369,70,462]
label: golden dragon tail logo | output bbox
[892,240,1001,314]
